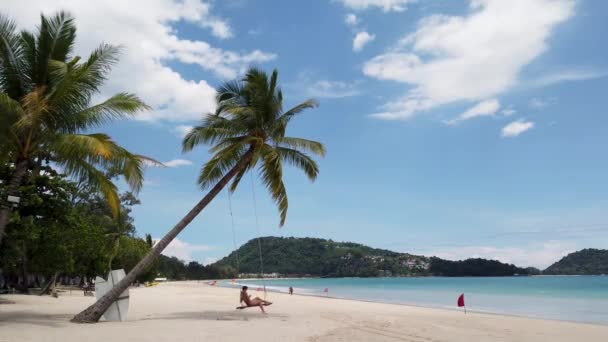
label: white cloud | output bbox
[363,0,575,120]
[531,68,608,88]
[501,119,534,137]
[529,97,555,109]
[337,0,415,12]
[369,94,434,120]
[144,158,193,168]
[247,28,262,35]
[172,125,194,137]
[501,108,516,116]
[290,72,362,99]
[200,18,233,39]
[445,98,500,125]
[156,237,213,261]
[308,80,361,98]
[345,13,360,26]
[163,159,193,167]
[353,31,376,51]
[3,0,276,123]
[429,241,575,269]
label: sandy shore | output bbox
[1,281,607,342]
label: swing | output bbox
[229,174,269,310]
[236,303,272,310]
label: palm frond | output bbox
[47,43,122,126]
[0,92,24,147]
[52,133,149,193]
[182,115,248,152]
[0,14,26,97]
[59,155,121,216]
[198,142,246,190]
[275,136,325,157]
[35,11,76,84]
[64,92,150,131]
[215,79,245,114]
[259,144,288,226]
[275,146,319,181]
[13,87,49,132]
[18,30,37,93]
[271,99,318,138]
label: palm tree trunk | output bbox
[39,272,59,296]
[71,148,254,323]
[0,159,29,247]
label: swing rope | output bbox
[227,190,240,277]
[250,172,267,299]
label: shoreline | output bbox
[2,281,607,341]
[220,278,608,326]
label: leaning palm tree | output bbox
[0,12,153,245]
[71,67,325,323]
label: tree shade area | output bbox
[0,164,233,291]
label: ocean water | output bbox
[223,276,608,324]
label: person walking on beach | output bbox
[240,286,272,313]
[289,286,293,295]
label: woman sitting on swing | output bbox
[239,286,272,313]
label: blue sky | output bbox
[6,0,608,268]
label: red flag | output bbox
[323,288,328,293]
[457,294,465,307]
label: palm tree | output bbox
[0,12,153,245]
[71,67,325,323]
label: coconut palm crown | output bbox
[0,11,155,243]
[183,67,325,226]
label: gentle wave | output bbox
[218,276,608,324]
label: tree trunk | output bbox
[0,158,29,246]
[19,242,28,291]
[39,272,59,296]
[71,148,254,323]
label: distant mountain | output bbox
[544,249,608,275]
[212,237,530,277]
[429,257,530,277]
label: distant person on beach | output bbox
[240,286,272,313]
[289,286,293,295]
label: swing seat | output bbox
[236,303,272,309]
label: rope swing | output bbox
[226,173,268,300]
[227,190,240,275]
[250,173,268,300]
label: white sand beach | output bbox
[1,282,607,342]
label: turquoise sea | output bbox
[225,276,608,324]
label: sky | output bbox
[4,0,608,269]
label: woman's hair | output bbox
[242,286,248,291]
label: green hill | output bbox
[212,236,529,277]
[543,249,608,275]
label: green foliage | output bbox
[112,236,156,282]
[543,249,608,275]
[0,11,154,217]
[183,67,324,226]
[155,255,230,280]
[0,162,158,287]
[214,237,431,277]
[429,257,529,277]
[213,237,534,277]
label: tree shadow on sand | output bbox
[0,310,73,328]
[138,310,289,322]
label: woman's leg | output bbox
[249,298,266,313]
[253,297,272,305]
